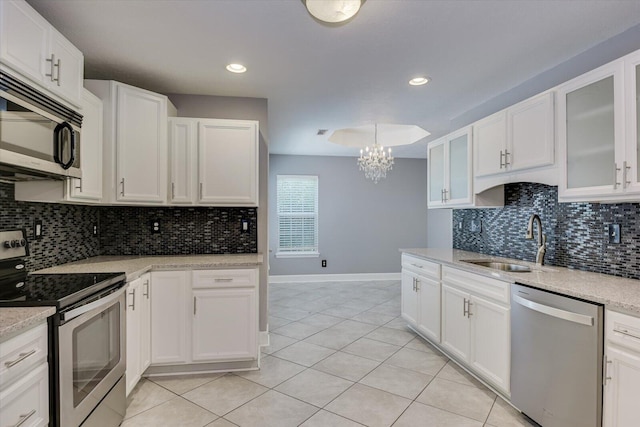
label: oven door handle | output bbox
[60,286,126,322]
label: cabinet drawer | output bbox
[0,362,48,427]
[442,266,510,305]
[192,269,257,289]
[606,309,640,352]
[402,255,440,279]
[0,323,48,389]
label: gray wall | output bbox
[168,94,269,332]
[269,155,429,275]
[427,208,453,249]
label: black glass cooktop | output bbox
[0,272,126,309]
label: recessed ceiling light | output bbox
[226,63,247,73]
[409,77,430,86]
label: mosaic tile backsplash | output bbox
[453,183,640,280]
[99,206,257,256]
[0,182,100,271]
[1,182,258,270]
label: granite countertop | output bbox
[33,254,264,282]
[0,306,56,341]
[401,248,640,315]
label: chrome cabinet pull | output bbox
[463,298,467,317]
[46,54,56,81]
[143,280,149,299]
[613,327,640,341]
[199,182,203,200]
[55,58,61,86]
[129,289,135,310]
[614,163,621,189]
[443,188,448,202]
[603,355,612,385]
[75,179,83,191]
[499,150,505,169]
[193,296,197,315]
[624,161,631,188]
[411,263,422,269]
[120,178,125,196]
[504,150,511,167]
[12,409,36,427]
[415,278,420,292]
[171,182,176,199]
[412,277,416,292]
[467,301,473,317]
[5,349,36,368]
[214,278,234,283]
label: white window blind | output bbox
[277,175,319,257]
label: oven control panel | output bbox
[0,230,29,261]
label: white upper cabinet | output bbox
[168,118,197,204]
[507,92,555,172]
[68,88,103,201]
[0,0,83,107]
[85,80,170,204]
[198,119,259,206]
[474,92,555,179]
[624,50,640,196]
[557,57,633,202]
[474,111,507,177]
[168,117,259,206]
[428,127,473,208]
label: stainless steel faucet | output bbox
[526,214,547,266]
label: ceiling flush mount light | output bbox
[305,0,362,24]
[226,63,247,73]
[409,76,430,86]
[328,124,430,184]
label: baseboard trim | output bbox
[269,272,401,283]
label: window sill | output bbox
[275,252,320,259]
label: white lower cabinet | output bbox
[441,267,511,395]
[0,323,49,427]
[125,273,151,396]
[150,271,190,365]
[402,257,511,396]
[604,309,640,427]
[401,255,442,343]
[149,268,259,369]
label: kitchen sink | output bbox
[462,260,531,273]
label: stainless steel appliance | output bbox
[0,229,126,427]
[0,71,82,182]
[511,283,604,427]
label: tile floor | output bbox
[124,280,537,427]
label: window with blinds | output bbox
[276,175,319,257]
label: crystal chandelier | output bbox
[358,124,394,183]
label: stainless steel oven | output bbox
[56,285,126,427]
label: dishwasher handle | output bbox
[512,294,594,326]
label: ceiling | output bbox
[28,0,640,158]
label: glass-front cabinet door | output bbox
[428,140,446,207]
[427,127,473,208]
[447,127,472,205]
[624,50,640,195]
[558,60,625,201]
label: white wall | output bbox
[269,154,430,276]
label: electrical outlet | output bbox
[321,260,327,268]
[92,223,98,236]
[241,219,249,233]
[608,224,621,244]
[34,220,42,239]
[150,220,161,234]
[470,219,482,233]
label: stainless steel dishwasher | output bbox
[511,283,604,427]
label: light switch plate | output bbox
[608,224,621,244]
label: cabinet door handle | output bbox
[129,289,135,311]
[143,280,149,299]
[467,300,473,317]
[614,163,621,189]
[214,278,233,283]
[623,161,631,188]
[440,188,445,203]
[171,182,176,200]
[12,409,36,427]
[603,355,612,385]
[499,150,505,169]
[463,298,469,317]
[504,150,510,167]
[193,296,197,315]
[120,178,125,196]
[199,182,203,200]
[46,54,56,81]
[415,278,420,292]
[443,188,448,202]
[5,349,36,368]
[54,58,61,86]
